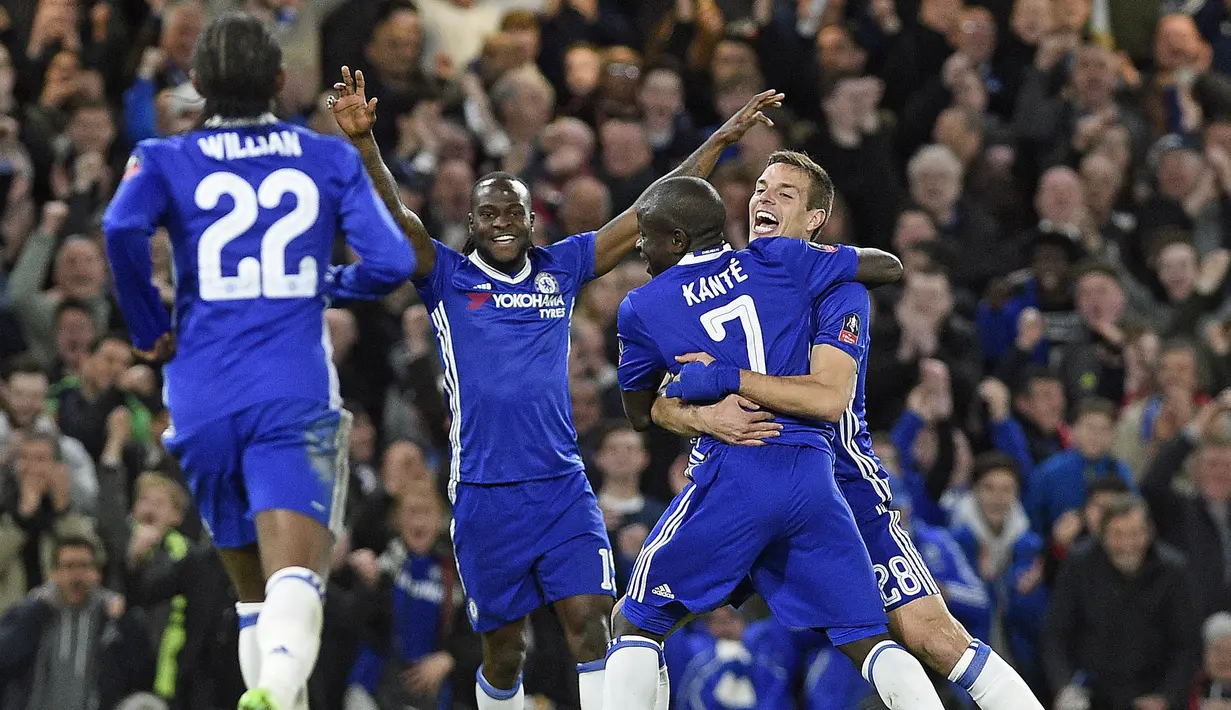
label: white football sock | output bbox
[236,602,263,690]
[861,640,946,710]
[653,658,670,710]
[602,636,662,710]
[578,659,605,710]
[948,640,1044,710]
[256,567,324,710]
[476,666,524,710]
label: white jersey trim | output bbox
[469,251,532,284]
[841,408,891,504]
[320,312,342,410]
[630,484,697,602]
[431,303,464,502]
[677,245,733,266]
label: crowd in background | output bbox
[3,0,1231,708]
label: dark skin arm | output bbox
[852,247,904,286]
[622,388,659,432]
[331,67,436,280]
[592,89,785,277]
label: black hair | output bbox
[971,451,1021,488]
[192,13,282,119]
[374,0,420,28]
[1087,475,1132,498]
[55,535,99,567]
[2,354,46,382]
[639,176,726,249]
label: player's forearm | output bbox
[351,132,434,274]
[665,125,736,183]
[651,395,708,437]
[853,247,904,287]
[737,372,847,422]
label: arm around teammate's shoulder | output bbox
[853,247,904,286]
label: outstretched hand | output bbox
[330,66,378,139]
[712,89,784,146]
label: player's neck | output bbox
[470,249,529,277]
[203,112,278,128]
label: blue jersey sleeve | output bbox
[328,146,415,300]
[812,282,870,363]
[617,297,668,392]
[758,237,859,300]
[102,145,172,351]
[543,231,597,291]
[411,240,465,307]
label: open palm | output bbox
[331,66,378,139]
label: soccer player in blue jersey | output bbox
[607,175,945,710]
[655,150,1045,710]
[328,68,783,710]
[102,15,417,710]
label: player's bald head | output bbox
[637,176,726,249]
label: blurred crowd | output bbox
[4,0,1231,708]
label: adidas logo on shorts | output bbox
[651,584,675,600]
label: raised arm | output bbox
[591,89,785,277]
[331,67,436,280]
[853,247,904,286]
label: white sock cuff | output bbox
[477,666,522,700]
[947,640,990,687]
[265,566,325,599]
[861,639,902,682]
[577,658,606,675]
[608,635,664,662]
[236,601,263,628]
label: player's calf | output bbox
[556,594,614,710]
[477,618,529,709]
[891,596,1044,710]
[835,630,945,710]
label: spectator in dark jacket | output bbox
[1042,495,1201,710]
[0,535,154,710]
[1141,392,1231,620]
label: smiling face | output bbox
[469,176,535,268]
[749,163,826,239]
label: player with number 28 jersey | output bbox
[103,116,414,547]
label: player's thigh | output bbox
[533,473,616,607]
[450,483,553,633]
[241,400,351,576]
[622,451,776,637]
[751,447,887,641]
[163,414,255,550]
[859,509,943,613]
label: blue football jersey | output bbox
[811,282,893,517]
[412,234,597,494]
[617,238,859,450]
[103,118,414,424]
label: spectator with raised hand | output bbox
[891,359,973,525]
[1059,262,1133,408]
[49,333,147,463]
[0,356,97,514]
[1006,366,1071,465]
[7,201,113,370]
[1141,389,1231,621]
[1042,495,1200,710]
[1026,397,1134,539]
[950,452,1048,689]
[978,377,1035,476]
[1115,340,1210,477]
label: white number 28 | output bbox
[699,294,767,374]
[195,168,319,301]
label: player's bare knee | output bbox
[557,595,612,661]
[890,597,971,673]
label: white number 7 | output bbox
[699,294,766,374]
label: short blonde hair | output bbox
[135,472,189,515]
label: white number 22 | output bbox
[699,294,767,374]
[195,168,319,301]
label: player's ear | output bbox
[671,228,690,254]
[807,208,827,234]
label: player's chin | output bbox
[481,238,528,264]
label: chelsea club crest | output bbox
[535,272,559,294]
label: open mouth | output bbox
[753,210,780,235]
[493,234,517,245]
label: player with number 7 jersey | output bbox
[101,15,417,710]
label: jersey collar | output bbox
[203,113,279,128]
[677,244,732,266]
[468,250,532,284]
